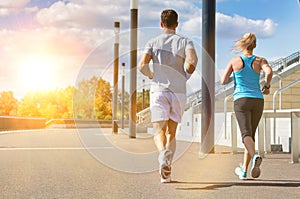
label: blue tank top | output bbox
[233,55,263,101]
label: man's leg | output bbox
[166,119,178,164]
[153,121,167,151]
[153,120,175,183]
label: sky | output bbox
[0,0,299,99]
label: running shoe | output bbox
[161,175,171,183]
[235,165,247,180]
[250,154,262,178]
[158,150,172,183]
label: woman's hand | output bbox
[262,85,270,95]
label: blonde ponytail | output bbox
[232,33,256,53]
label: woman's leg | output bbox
[242,99,263,171]
[250,98,264,142]
[242,136,255,171]
[234,98,254,174]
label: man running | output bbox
[138,9,198,183]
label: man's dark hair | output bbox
[161,9,178,28]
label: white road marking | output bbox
[0,147,114,151]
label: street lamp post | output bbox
[113,21,120,134]
[201,0,215,154]
[121,62,125,129]
[129,0,138,138]
[142,79,145,110]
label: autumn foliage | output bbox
[0,76,149,122]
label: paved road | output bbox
[0,129,299,199]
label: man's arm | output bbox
[138,53,153,79]
[185,49,198,77]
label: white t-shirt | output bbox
[143,33,195,94]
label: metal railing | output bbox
[269,51,300,72]
[231,110,300,163]
[272,78,300,143]
[136,108,151,127]
[46,118,114,128]
[137,50,300,126]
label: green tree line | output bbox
[0,76,149,121]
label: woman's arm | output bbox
[261,58,273,95]
[221,60,233,85]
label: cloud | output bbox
[42,0,280,43]
[0,27,96,56]
[0,0,30,16]
[36,0,130,29]
[0,0,279,97]
[139,0,199,23]
[181,16,201,38]
[217,13,277,38]
[0,27,90,97]
[181,12,277,39]
[35,0,200,30]
[34,0,202,53]
[24,6,39,14]
[139,0,202,39]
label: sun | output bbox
[18,55,55,91]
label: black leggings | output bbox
[234,97,264,142]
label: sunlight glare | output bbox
[18,55,55,91]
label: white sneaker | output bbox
[158,149,172,165]
[158,150,172,183]
[161,176,171,183]
[250,154,262,178]
[235,165,247,180]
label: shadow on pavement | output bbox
[172,180,300,190]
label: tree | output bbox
[18,87,75,121]
[73,77,97,119]
[57,86,75,118]
[94,77,112,120]
[117,91,130,120]
[137,89,150,113]
[18,91,41,118]
[73,76,112,120]
[0,91,18,115]
[16,76,113,120]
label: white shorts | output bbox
[150,91,186,123]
